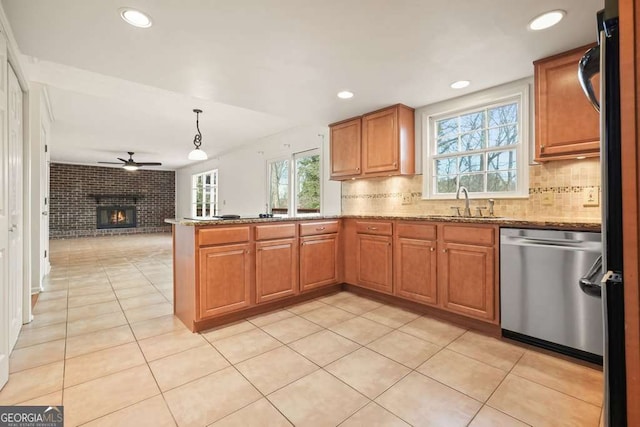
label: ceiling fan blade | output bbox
[97,161,124,164]
[136,162,163,166]
[117,158,127,162]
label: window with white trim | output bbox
[267,149,321,216]
[191,169,218,217]
[423,83,530,199]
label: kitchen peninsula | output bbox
[167,216,599,333]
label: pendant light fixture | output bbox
[188,109,208,160]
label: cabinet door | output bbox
[395,237,437,305]
[255,238,298,303]
[439,242,495,322]
[356,234,393,293]
[535,45,600,161]
[362,107,399,174]
[199,243,251,318]
[300,234,338,291]
[330,118,361,179]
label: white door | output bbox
[40,125,50,279]
[0,34,10,389]
[7,64,22,350]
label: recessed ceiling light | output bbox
[337,91,354,99]
[528,10,566,31]
[120,8,153,28]
[576,156,587,160]
[450,80,470,89]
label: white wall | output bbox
[176,125,341,218]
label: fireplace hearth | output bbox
[96,206,137,229]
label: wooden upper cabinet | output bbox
[329,104,415,180]
[535,44,600,161]
[362,104,415,176]
[198,243,251,319]
[300,234,339,291]
[255,238,298,304]
[330,117,362,179]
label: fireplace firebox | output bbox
[96,206,137,229]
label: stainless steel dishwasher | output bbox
[500,228,603,363]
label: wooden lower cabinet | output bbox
[356,233,393,293]
[300,234,339,291]
[395,237,438,305]
[439,241,495,321]
[199,243,251,318]
[255,238,298,303]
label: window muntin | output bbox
[191,169,218,217]
[426,91,527,199]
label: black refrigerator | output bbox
[578,0,627,425]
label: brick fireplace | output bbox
[50,163,175,239]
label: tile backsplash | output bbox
[341,158,601,221]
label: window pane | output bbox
[487,171,517,192]
[460,131,485,151]
[436,158,457,175]
[437,176,457,193]
[437,117,458,139]
[460,111,484,133]
[295,154,321,214]
[459,174,485,192]
[269,160,289,214]
[437,136,458,155]
[488,150,517,171]
[459,154,484,173]
[488,124,518,147]
[488,103,518,127]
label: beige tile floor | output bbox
[0,233,605,426]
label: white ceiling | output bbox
[2,0,602,169]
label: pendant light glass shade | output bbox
[189,108,207,160]
[188,147,208,160]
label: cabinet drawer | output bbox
[255,223,296,241]
[300,221,339,236]
[198,226,250,246]
[396,223,436,240]
[355,221,393,236]
[442,225,495,246]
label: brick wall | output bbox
[50,163,175,239]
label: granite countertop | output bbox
[165,215,601,232]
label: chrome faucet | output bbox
[456,186,471,217]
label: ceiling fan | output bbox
[98,152,162,171]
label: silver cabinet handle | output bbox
[368,226,378,230]
[9,224,16,233]
[430,247,435,252]
[316,227,325,231]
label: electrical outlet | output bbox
[401,193,412,205]
[583,186,599,207]
[541,193,553,206]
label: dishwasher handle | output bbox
[579,255,603,297]
[518,237,584,245]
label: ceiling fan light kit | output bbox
[97,151,162,171]
[189,108,208,161]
